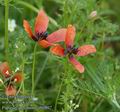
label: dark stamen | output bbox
[35,31,48,41]
[64,45,78,56]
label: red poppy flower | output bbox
[0,62,23,96]
[23,9,66,48]
[50,25,96,73]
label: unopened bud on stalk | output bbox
[89,11,97,19]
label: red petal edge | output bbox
[23,20,36,40]
[77,45,96,56]
[38,40,54,48]
[69,57,85,73]
[47,28,67,43]
[65,25,76,47]
[50,45,65,57]
[35,9,49,34]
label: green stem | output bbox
[4,0,9,60]
[54,78,64,112]
[17,0,39,13]
[112,93,120,109]
[82,97,88,112]
[31,43,37,96]
[101,33,105,50]
[34,53,49,88]
[54,60,68,112]
[22,58,25,94]
[16,54,25,96]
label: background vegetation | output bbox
[0,0,120,112]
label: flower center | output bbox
[35,31,48,41]
[64,45,78,56]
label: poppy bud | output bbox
[0,62,11,78]
[89,11,97,19]
[5,85,16,96]
[13,72,23,83]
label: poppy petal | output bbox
[5,85,16,96]
[47,28,67,43]
[0,62,11,78]
[65,25,76,47]
[12,72,23,83]
[69,57,84,73]
[50,45,65,56]
[35,9,49,34]
[77,45,96,56]
[38,40,53,48]
[23,20,36,41]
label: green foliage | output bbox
[0,0,120,112]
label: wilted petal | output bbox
[35,9,49,34]
[12,72,23,83]
[0,62,11,78]
[65,25,76,47]
[47,28,67,43]
[77,45,96,56]
[69,57,84,73]
[5,85,16,96]
[23,20,36,41]
[38,40,53,48]
[50,45,65,57]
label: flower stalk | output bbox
[4,0,9,60]
[31,43,37,96]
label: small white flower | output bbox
[89,11,97,19]
[8,19,17,32]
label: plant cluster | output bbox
[0,0,120,112]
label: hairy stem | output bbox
[32,43,37,96]
[4,0,9,60]
[54,78,64,112]
[34,53,49,88]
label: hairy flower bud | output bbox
[89,11,97,19]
